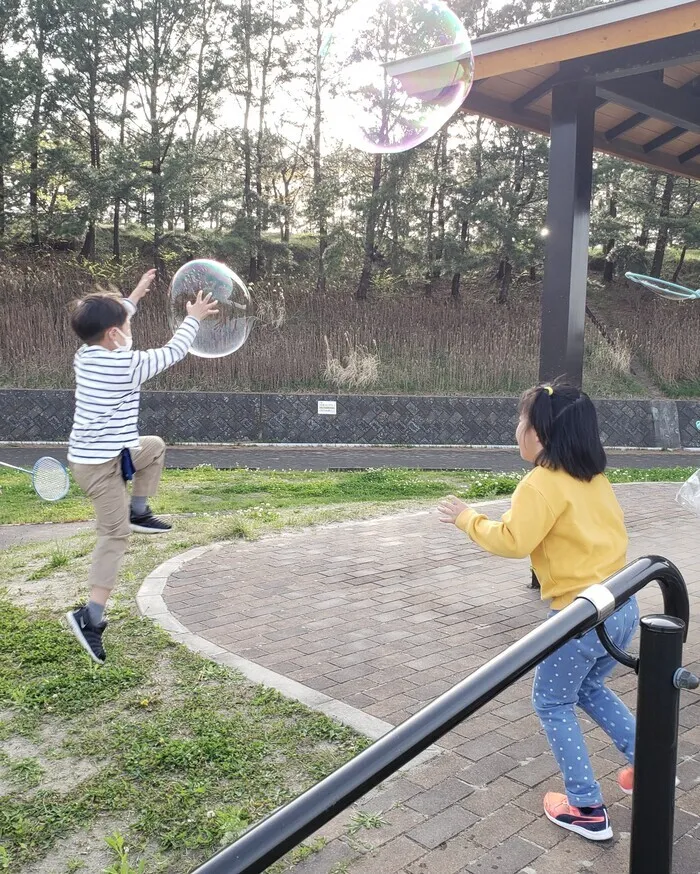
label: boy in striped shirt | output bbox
[66,269,218,664]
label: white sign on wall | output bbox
[317,400,337,416]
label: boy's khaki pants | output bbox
[70,436,166,591]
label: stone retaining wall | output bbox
[2,388,698,448]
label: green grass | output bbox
[0,465,694,527]
[0,557,371,872]
[0,467,528,525]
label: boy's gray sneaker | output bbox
[66,605,107,664]
[130,506,172,534]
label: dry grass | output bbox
[0,252,675,397]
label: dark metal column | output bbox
[539,80,596,386]
[629,615,685,874]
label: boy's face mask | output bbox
[113,325,133,351]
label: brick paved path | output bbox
[164,484,700,873]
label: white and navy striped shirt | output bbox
[68,301,200,464]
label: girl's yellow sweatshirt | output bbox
[455,465,628,609]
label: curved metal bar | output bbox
[602,556,689,641]
[596,623,639,672]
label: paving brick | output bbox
[405,835,482,874]
[467,804,535,850]
[507,754,560,788]
[406,778,475,816]
[355,806,426,850]
[462,777,529,818]
[358,777,424,813]
[408,805,478,850]
[672,835,700,874]
[409,753,467,790]
[524,834,606,873]
[292,838,359,874]
[465,836,543,874]
[459,753,520,788]
[349,836,425,874]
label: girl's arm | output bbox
[439,482,557,559]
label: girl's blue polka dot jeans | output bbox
[532,598,639,808]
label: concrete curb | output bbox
[136,541,441,767]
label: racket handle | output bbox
[0,460,32,475]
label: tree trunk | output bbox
[451,219,468,299]
[80,224,96,259]
[240,0,256,280]
[638,173,659,249]
[651,174,675,277]
[148,0,164,273]
[497,258,512,304]
[435,127,448,279]
[672,245,687,284]
[356,153,383,301]
[0,164,5,236]
[424,134,442,297]
[313,0,327,294]
[114,14,131,259]
[29,63,43,245]
[253,1,275,280]
[603,190,617,282]
[82,38,100,261]
[282,175,290,243]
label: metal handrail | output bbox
[192,555,689,874]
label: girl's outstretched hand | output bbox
[437,495,469,524]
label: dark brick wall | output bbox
[677,402,700,448]
[0,388,694,448]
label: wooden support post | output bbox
[540,80,596,387]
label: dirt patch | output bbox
[0,731,103,798]
[17,817,128,874]
[2,533,95,610]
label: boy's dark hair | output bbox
[70,294,128,344]
[518,380,606,481]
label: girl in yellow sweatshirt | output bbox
[438,382,637,842]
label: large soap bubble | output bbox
[168,259,253,358]
[321,0,473,154]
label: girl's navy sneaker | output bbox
[543,792,613,841]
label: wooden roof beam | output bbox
[679,144,700,164]
[640,76,700,152]
[643,126,687,153]
[596,75,700,133]
[462,90,700,180]
[571,31,700,82]
[512,70,608,113]
[605,112,649,142]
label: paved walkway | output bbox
[145,483,700,874]
[2,443,699,472]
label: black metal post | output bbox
[630,615,685,874]
[539,79,596,386]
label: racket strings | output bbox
[33,457,70,502]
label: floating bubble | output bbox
[321,0,473,154]
[168,259,253,359]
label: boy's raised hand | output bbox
[438,494,469,524]
[129,268,157,304]
[187,290,219,321]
